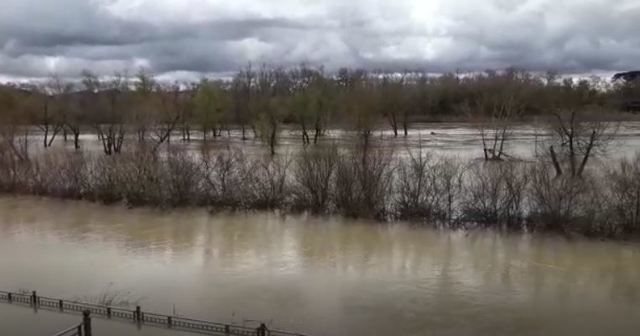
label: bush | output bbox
[395,150,461,224]
[6,141,640,240]
[163,150,203,206]
[461,161,529,229]
[201,148,249,208]
[29,150,87,199]
[244,154,291,209]
[292,144,338,213]
[335,148,394,219]
[527,162,597,233]
[604,156,640,236]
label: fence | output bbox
[51,310,92,336]
[0,290,305,336]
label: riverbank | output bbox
[2,145,640,239]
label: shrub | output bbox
[335,148,394,219]
[527,162,597,233]
[603,156,640,236]
[244,154,291,209]
[292,144,338,213]
[201,148,248,208]
[461,161,529,229]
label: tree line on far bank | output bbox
[0,65,639,156]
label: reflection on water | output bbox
[1,196,640,335]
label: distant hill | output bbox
[613,71,640,82]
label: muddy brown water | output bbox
[1,196,640,335]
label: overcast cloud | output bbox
[1,0,639,80]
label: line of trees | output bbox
[1,66,638,155]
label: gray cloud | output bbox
[1,0,639,80]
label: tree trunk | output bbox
[43,126,49,148]
[314,125,321,144]
[577,132,596,177]
[47,130,57,147]
[550,146,562,177]
[73,132,80,150]
[403,116,408,137]
[301,119,310,145]
[270,124,277,155]
[390,114,398,137]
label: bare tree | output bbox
[547,108,616,177]
[82,70,129,155]
[0,86,29,162]
[151,83,182,150]
[380,74,407,137]
[65,91,85,150]
[253,65,290,155]
[29,76,70,148]
[339,69,379,151]
[289,65,317,145]
[130,69,157,143]
[233,65,255,141]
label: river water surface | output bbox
[1,196,640,335]
[25,121,640,160]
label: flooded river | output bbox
[25,121,640,160]
[1,197,640,335]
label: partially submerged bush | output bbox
[461,161,529,229]
[292,144,338,213]
[527,161,597,233]
[201,148,247,208]
[163,150,203,206]
[29,150,87,199]
[244,154,292,209]
[395,151,463,223]
[3,141,640,239]
[604,156,640,237]
[335,148,394,219]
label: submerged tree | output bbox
[233,65,255,140]
[130,70,158,143]
[82,70,129,155]
[547,108,616,178]
[380,74,409,137]
[253,65,290,155]
[194,79,229,141]
[27,76,69,149]
[339,69,379,151]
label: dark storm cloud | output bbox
[1,0,639,80]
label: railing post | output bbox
[107,307,111,318]
[135,305,142,322]
[7,293,11,302]
[225,324,230,335]
[83,310,92,336]
[59,299,64,311]
[31,291,37,306]
[167,316,172,328]
[257,323,268,336]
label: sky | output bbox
[1,0,639,81]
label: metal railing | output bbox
[51,324,83,336]
[0,290,305,336]
[51,310,92,336]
